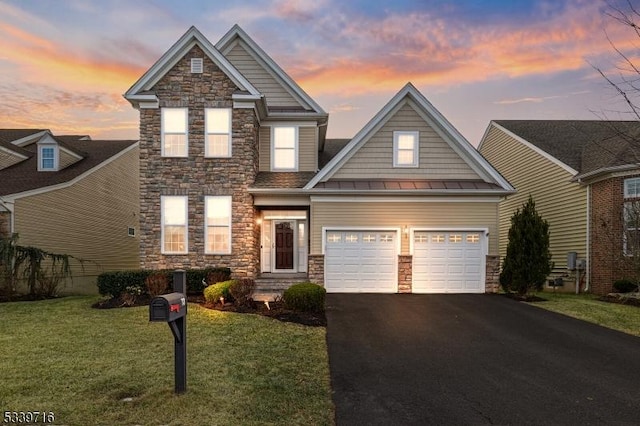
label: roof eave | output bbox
[573,164,640,183]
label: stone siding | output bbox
[139,45,260,277]
[398,255,412,293]
[485,255,500,293]
[590,174,640,295]
[307,254,324,286]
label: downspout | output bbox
[585,185,590,292]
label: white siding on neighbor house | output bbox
[225,41,301,108]
[310,199,498,255]
[258,126,317,172]
[479,125,588,276]
[59,149,81,169]
[331,101,480,180]
[0,150,24,170]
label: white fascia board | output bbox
[4,142,139,200]
[573,164,640,183]
[490,122,578,176]
[216,25,326,114]
[11,130,49,147]
[59,146,84,161]
[124,26,259,103]
[0,146,28,159]
[125,94,160,109]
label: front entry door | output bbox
[275,221,295,270]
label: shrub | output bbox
[204,280,236,304]
[205,269,232,289]
[145,272,169,297]
[613,279,638,293]
[229,278,255,307]
[283,282,326,312]
[188,267,231,294]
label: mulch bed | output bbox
[598,294,640,308]
[92,294,326,327]
[502,293,547,302]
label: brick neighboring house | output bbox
[479,120,640,295]
[125,25,513,294]
[0,129,139,294]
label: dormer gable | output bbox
[124,26,261,110]
[35,133,84,172]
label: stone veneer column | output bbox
[398,255,412,293]
[485,255,500,293]
[307,255,324,286]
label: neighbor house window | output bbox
[272,126,297,170]
[624,178,640,255]
[38,145,58,171]
[393,131,419,167]
[205,108,231,157]
[161,196,188,254]
[205,196,231,254]
[161,108,188,157]
[624,177,640,198]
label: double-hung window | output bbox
[161,108,188,157]
[161,196,188,254]
[205,108,231,157]
[272,126,297,170]
[393,131,419,167]
[38,145,57,171]
[624,178,640,255]
[205,196,232,254]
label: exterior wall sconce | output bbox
[256,218,263,225]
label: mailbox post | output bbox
[149,269,187,394]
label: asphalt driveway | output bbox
[326,294,640,425]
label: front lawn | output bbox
[529,292,640,337]
[0,297,333,425]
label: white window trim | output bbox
[205,195,232,255]
[393,130,419,168]
[624,177,640,198]
[204,108,232,158]
[161,195,188,254]
[38,144,59,171]
[271,126,298,171]
[161,108,188,157]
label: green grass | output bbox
[0,297,333,425]
[529,292,640,337]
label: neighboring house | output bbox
[124,25,514,294]
[479,120,640,295]
[0,129,140,294]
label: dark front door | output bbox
[275,221,294,270]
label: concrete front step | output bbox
[254,273,309,294]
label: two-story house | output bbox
[125,25,513,294]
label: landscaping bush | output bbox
[613,279,638,293]
[204,280,236,304]
[188,267,231,294]
[205,269,232,290]
[283,282,326,312]
[229,278,255,307]
[145,272,169,297]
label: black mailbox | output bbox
[149,292,187,322]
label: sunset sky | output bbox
[0,0,638,145]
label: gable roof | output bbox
[124,26,260,108]
[487,120,640,180]
[305,83,513,192]
[0,138,138,197]
[215,24,326,115]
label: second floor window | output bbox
[393,131,419,167]
[272,126,297,171]
[205,108,231,157]
[39,145,57,171]
[162,108,188,157]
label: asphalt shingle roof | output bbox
[495,120,640,175]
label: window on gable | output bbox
[272,126,297,170]
[162,108,188,157]
[205,108,231,157]
[205,196,232,254]
[624,178,640,198]
[39,145,57,171]
[161,196,188,254]
[393,131,419,167]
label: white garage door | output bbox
[325,230,398,293]
[413,231,485,293]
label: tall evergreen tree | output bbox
[500,196,553,295]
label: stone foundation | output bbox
[398,255,412,293]
[308,254,324,286]
[485,255,500,293]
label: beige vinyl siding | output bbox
[479,125,587,276]
[0,150,24,170]
[13,146,140,294]
[59,149,81,169]
[225,41,301,108]
[258,126,317,172]
[332,101,480,180]
[310,199,498,255]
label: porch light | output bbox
[256,218,263,225]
